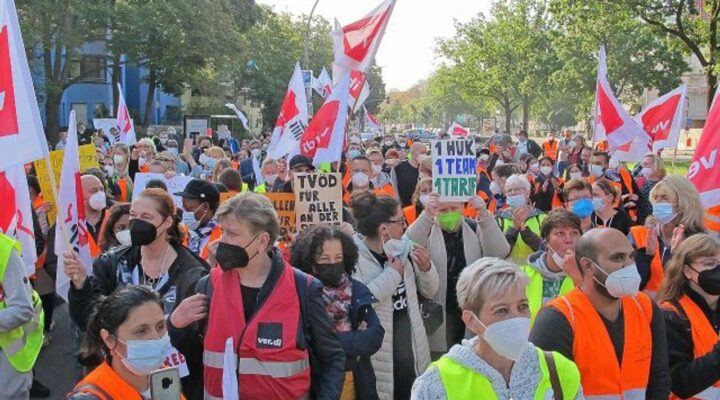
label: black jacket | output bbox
[178,248,346,400]
[340,279,384,400]
[527,139,543,158]
[662,287,720,399]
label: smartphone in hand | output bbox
[150,367,181,400]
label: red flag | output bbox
[267,63,308,159]
[636,85,687,151]
[688,90,720,212]
[447,122,469,137]
[364,107,381,132]
[332,0,396,73]
[55,110,93,301]
[300,74,351,166]
[0,0,48,171]
[0,165,36,276]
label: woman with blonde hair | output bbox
[630,175,707,297]
[412,257,582,399]
[657,234,720,399]
[403,178,433,226]
[210,158,232,182]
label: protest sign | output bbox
[132,173,193,209]
[33,144,97,223]
[294,173,342,230]
[92,118,118,141]
[263,192,296,239]
[431,139,477,201]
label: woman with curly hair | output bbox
[291,224,384,400]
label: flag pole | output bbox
[671,146,678,173]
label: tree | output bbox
[18,0,110,143]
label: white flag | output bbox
[55,111,93,302]
[313,67,333,98]
[225,103,250,131]
[0,0,48,171]
[0,165,37,275]
[332,0,396,73]
[267,63,309,159]
[637,84,687,152]
[116,83,136,144]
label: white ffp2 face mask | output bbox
[89,192,107,211]
[474,315,530,361]
[591,260,641,298]
[115,229,132,247]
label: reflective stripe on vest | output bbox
[203,351,309,377]
[434,347,581,399]
[522,264,574,323]
[203,265,310,399]
[663,295,720,400]
[549,288,652,398]
[0,234,44,373]
[500,213,545,265]
[629,226,664,294]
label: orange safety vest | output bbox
[203,266,311,400]
[705,205,720,234]
[477,165,490,181]
[543,140,559,160]
[618,168,638,221]
[662,295,720,400]
[116,177,130,202]
[464,190,492,219]
[629,226,664,296]
[403,204,418,226]
[489,143,497,154]
[199,226,223,261]
[69,362,187,400]
[532,177,565,210]
[88,232,101,258]
[548,288,653,400]
[343,183,395,204]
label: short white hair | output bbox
[137,138,157,153]
[504,174,531,193]
[456,258,529,314]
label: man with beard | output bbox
[530,228,670,400]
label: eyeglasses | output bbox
[387,218,406,226]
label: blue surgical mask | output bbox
[182,207,204,231]
[572,198,593,218]
[592,197,605,212]
[590,164,604,178]
[205,158,218,169]
[119,334,171,376]
[348,149,362,160]
[506,194,526,209]
[652,202,676,225]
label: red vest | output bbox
[203,266,310,400]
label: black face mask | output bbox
[215,235,260,271]
[696,265,720,295]
[314,262,346,287]
[129,219,158,246]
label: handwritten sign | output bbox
[431,139,477,201]
[293,173,342,230]
[92,118,119,142]
[33,144,98,223]
[263,192,296,239]
[132,173,194,209]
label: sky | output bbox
[255,0,493,91]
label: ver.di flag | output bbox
[55,111,93,302]
[638,84,687,152]
[364,107,381,132]
[312,67,333,99]
[593,47,642,149]
[299,74,351,166]
[0,165,37,276]
[0,0,48,171]
[448,122,469,137]
[116,83,136,144]
[267,62,308,159]
[688,89,720,220]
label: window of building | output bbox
[69,56,107,83]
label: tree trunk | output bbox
[708,67,717,113]
[44,92,61,147]
[111,53,121,116]
[143,67,157,129]
[503,100,513,133]
[522,95,531,132]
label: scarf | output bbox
[321,275,353,333]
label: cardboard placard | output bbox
[263,192,296,239]
[132,173,194,209]
[293,173,342,230]
[431,139,477,201]
[33,144,98,223]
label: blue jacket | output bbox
[338,278,384,400]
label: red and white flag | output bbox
[638,84,687,152]
[0,0,48,171]
[267,63,308,159]
[688,89,720,214]
[349,70,370,111]
[364,107,382,132]
[448,122,470,137]
[593,47,642,148]
[116,83,136,144]
[299,74,351,166]
[331,0,396,74]
[0,165,37,276]
[313,67,333,99]
[55,110,93,302]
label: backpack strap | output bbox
[543,351,564,400]
[67,383,112,400]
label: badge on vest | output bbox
[257,322,283,349]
